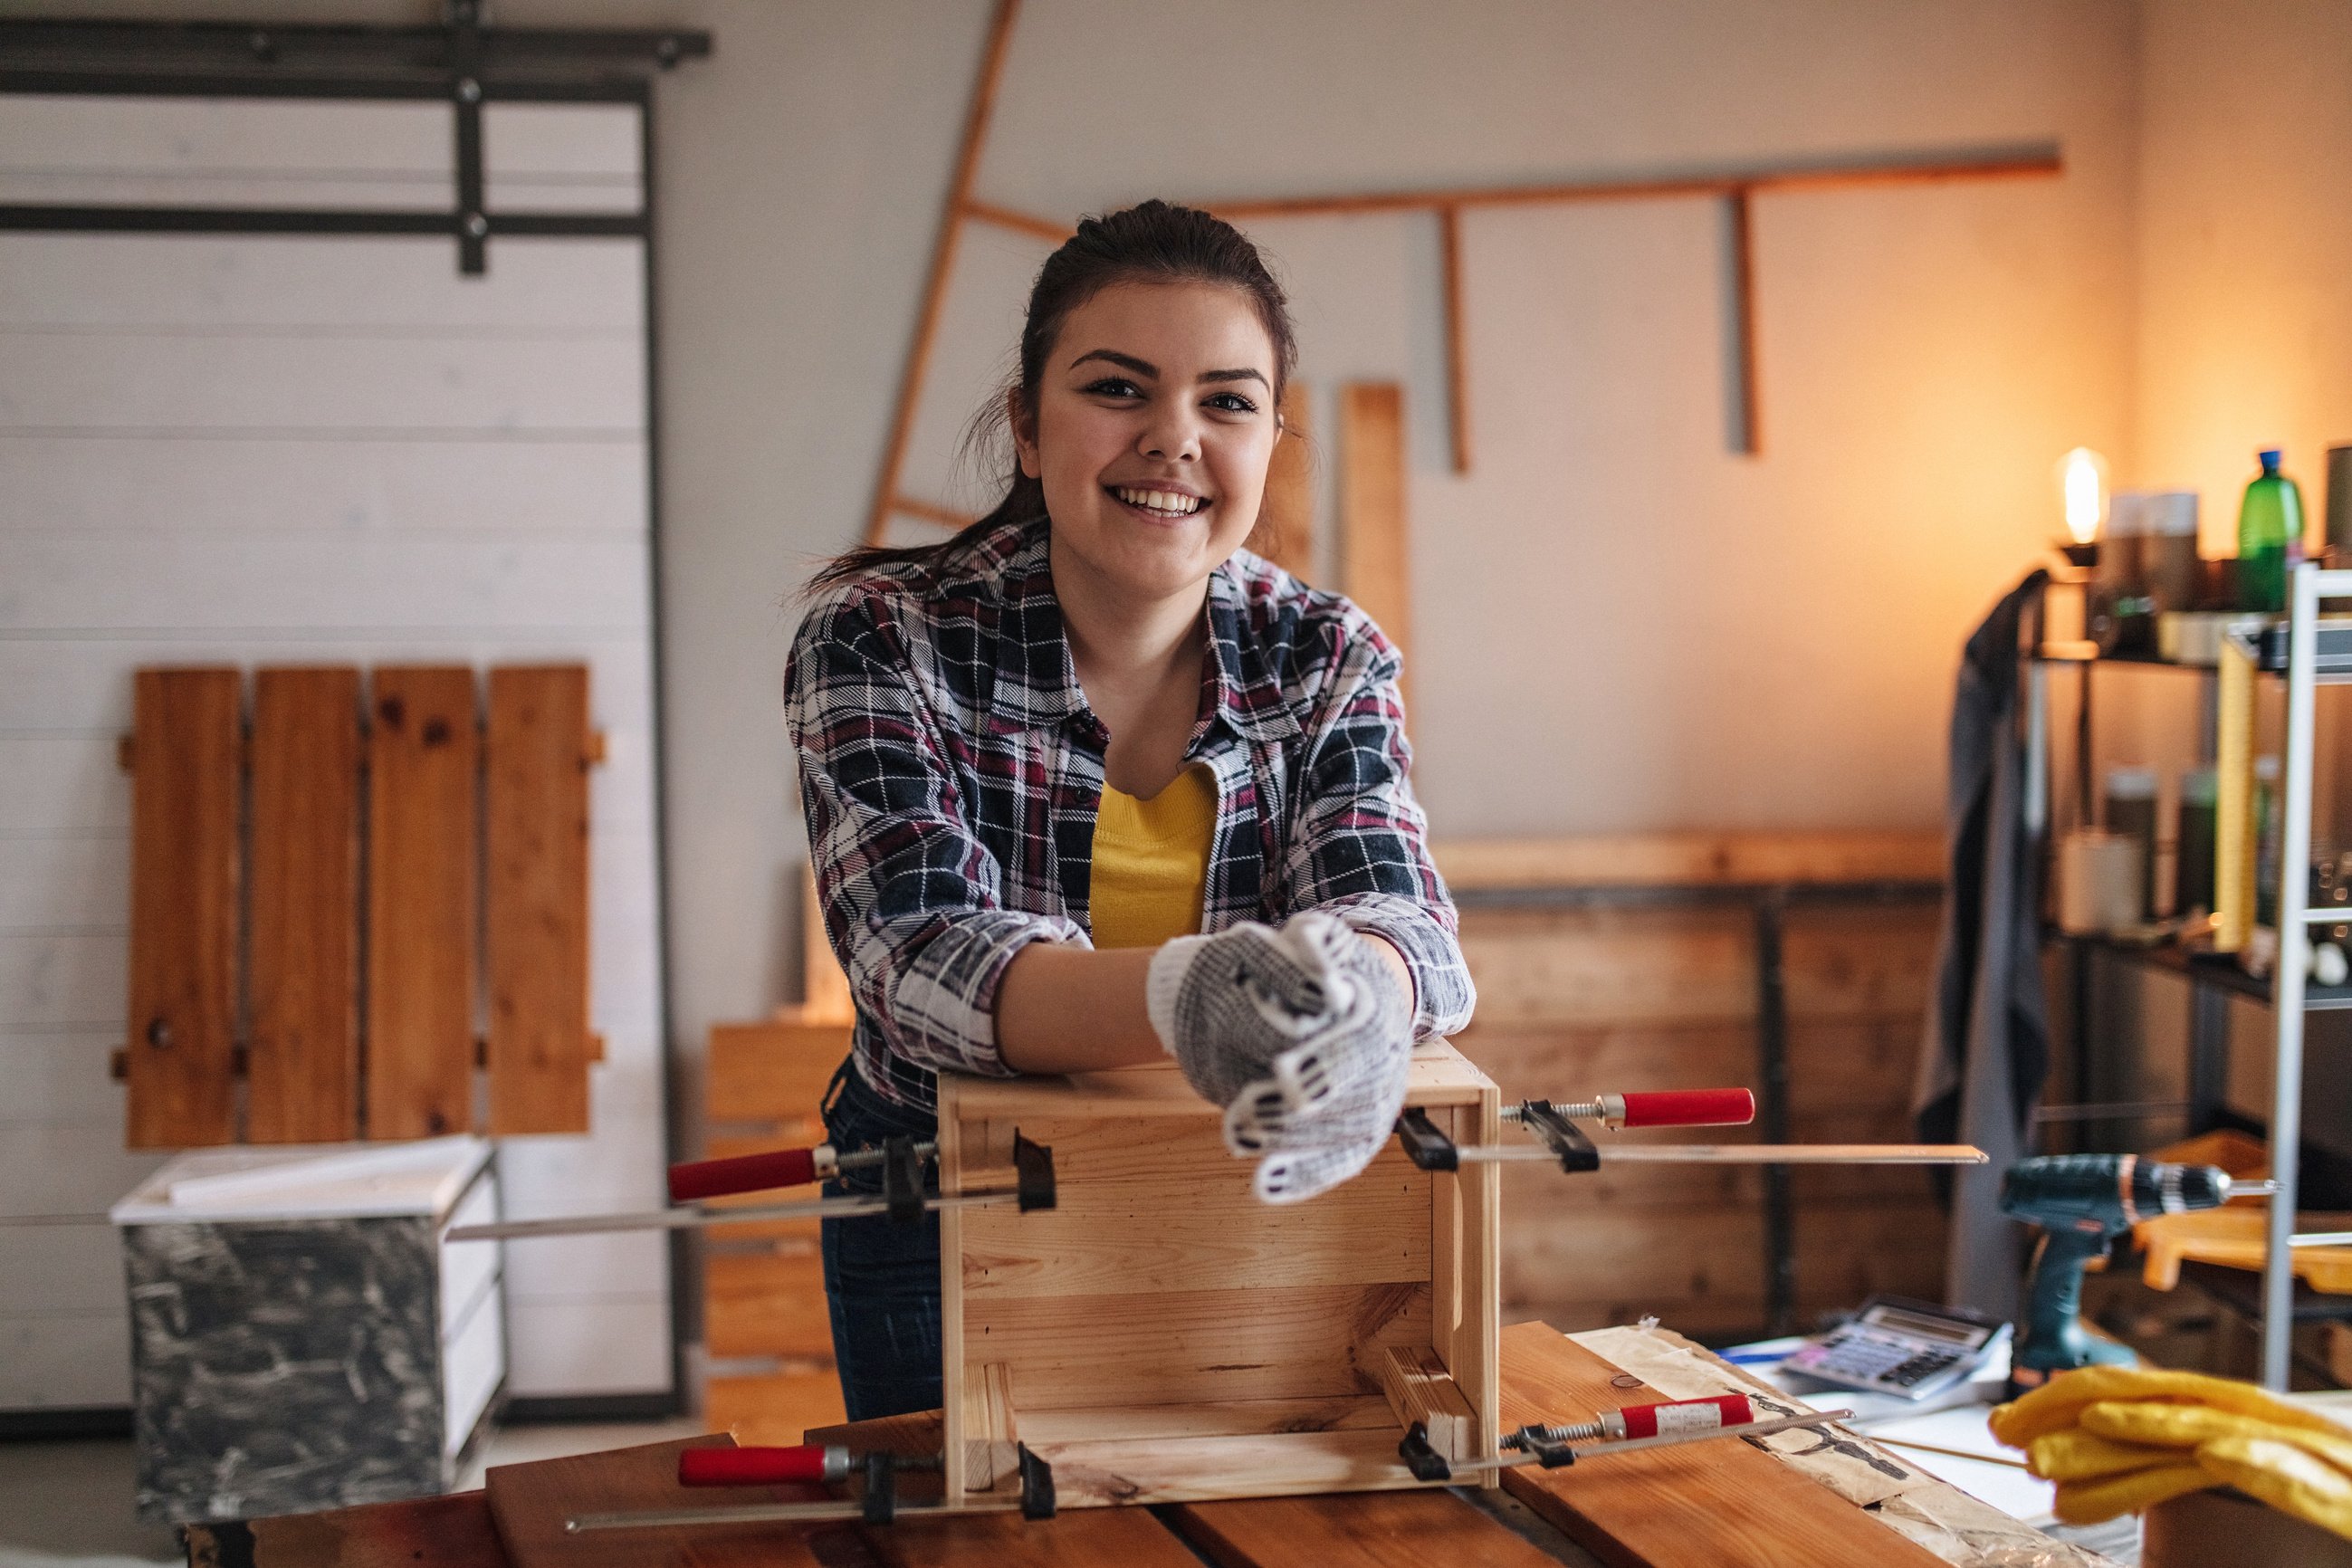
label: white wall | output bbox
[45,1,2146,1117]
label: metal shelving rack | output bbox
[2034,564,2352,1388]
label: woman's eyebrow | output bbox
[1200,368,1270,388]
[1069,349,1156,377]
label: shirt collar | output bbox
[980,522,1301,746]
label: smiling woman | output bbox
[787,201,1473,1420]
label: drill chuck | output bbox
[1999,1152,2233,1234]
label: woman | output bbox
[787,200,1474,1420]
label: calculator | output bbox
[1781,1296,2009,1401]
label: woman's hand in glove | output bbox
[1145,911,1363,1109]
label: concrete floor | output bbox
[0,1418,706,1568]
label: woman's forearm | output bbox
[991,931,1418,1077]
[993,942,1168,1075]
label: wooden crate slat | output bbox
[484,664,593,1135]
[1253,381,1314,580]
[245,666,362,1143]
[366,665,479,1140]
[123,666,242,1148]
[703,1249,833,1362]
[707,1018,845,1128]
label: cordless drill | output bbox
[2000,1153,2262,1395]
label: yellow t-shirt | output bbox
[1088,763,1217,950]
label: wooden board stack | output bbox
[932,1040,1501,1507]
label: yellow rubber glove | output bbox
[2051,1461,2218,1525]
[2025,1428,2178,1482]
[1991,1364,2348,1447]
[2197,1433,2352,1543]
[2081,1399,2352,1472]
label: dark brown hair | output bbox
[813,199,1296,588]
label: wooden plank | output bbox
[485,1435,830,1568]
[703,1248,833,1361]
[963,1361,1018,1491]
[939,1079,971,1500]
[960,1118,1429,1300]
[1727,186,1761,455]
[1253,381,1314,580]
[1458,906,1757,1028]
[1436,830,1945,892]
[1457,1079,1502,1467]
[245,666,361,1143]
[1018,1396,1395,1445]
[123,665,240,1149]
[1437,206,1469,474]
[1022,1429,1427,1507]
[485,664,594,1136]
[186,1491,510,1568]
[707,1018,846,1128]
[964,1281,1429,1409]
[1496,1321,1947,1568]
[366,665,479,1141]
[1376,1344,1474,1461]
[880,1505,1209,1568]
[1168,1487,1561,1568]
[1338,382,1410,673]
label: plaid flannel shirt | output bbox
[785,513,1475,1111]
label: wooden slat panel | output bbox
[707,1018,846,1127]
[123,666,240,1148]
[1169,1488,1560,1568]
[704,1249,833,1361]
[1496,1323,1948,1567]
[486,1436,830,1568]
[1253,381,1314,580]
[485,664,593,1135]
[367,665,478,1141]
[1339,382,1410,671]
[246,666,361,1143]
[185,1492,507,1568]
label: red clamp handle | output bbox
[1620,1393,1754,1438]
[679,1445,831,1487]
[1617,1089,1755,1129]
[667,1146,819,1203]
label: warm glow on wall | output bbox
[2059,447,2109,545]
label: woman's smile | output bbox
[1106,483,1211,521]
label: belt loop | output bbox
[819,1054,855,1123]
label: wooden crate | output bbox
[932,1041,1500,1508]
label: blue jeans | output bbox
[819,1062,943,1421]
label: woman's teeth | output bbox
[1114,486,1206,517]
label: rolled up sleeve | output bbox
[1279,621,1476,1041]
[785,591,1083,1080]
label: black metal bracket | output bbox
[1018,1444,1056,1519]
[882,1135,925,1227]
[1398,1421,1452,1482]
[448,0,487,274]
[1394,1108,1458,1172]
[861,1448,896,1525]
[1013,1131,1056,1212]
[1517,1100,1600,1173]
[1506,1425,1579,1468]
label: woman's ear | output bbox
[1009,387,1041,481]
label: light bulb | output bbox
[2059,447,2108,546]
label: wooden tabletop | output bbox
[187,1325,1977,1568]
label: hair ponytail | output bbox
[812,200,1296,590]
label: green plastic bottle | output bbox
[2237,447,2305,611]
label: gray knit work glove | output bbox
[1144,912,1360,1113]
[1224,938,1413,1204]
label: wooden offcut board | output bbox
[1339,382,1410,674]
[123,667,242,1149]
[486,665,594,1135]
[367,665,481,1140]
[245,666,362,1143]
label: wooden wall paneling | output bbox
[1254,381,1315,580]
[366,666,480,1141]
[706,1018,846,1130]
[703,1250,832,1361]
[1436,829,1945,893]
[245,666,362,1143]
[485,664,594,1135]
[795,862,854,1025]
[123,666,242,1149]
[1339,383,1410,681]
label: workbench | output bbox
[186,1322,2089,1568]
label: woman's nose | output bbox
[1139,407,1202,463]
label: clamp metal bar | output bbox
[1449,1143,1987,1166]
[447,1187,1019,1243]
[1430,1407,1855,1477]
